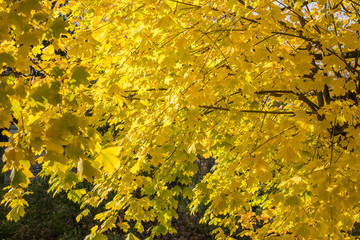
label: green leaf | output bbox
[91,233,108,240]
[294,1,303,9]
[125,233,140,240]
[101,216,116,231]
[78,158,101,182]
[6,205,26,222]
[76,208,90,222]
[153,225,167,236]
[285,196,302,207]
[182,187,194,199]
[62,171,79,190]
[18,0,41,16]
[10,168,33,188]
[50,18,69,38]
[10,99,22,119]
[0,53,15,66]
[70,66,90,88]
[118,222,130,232]
[51,66,65,79]
[30,83,51,104]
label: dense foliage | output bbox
[0,177,93,240]
[1,0,360,239]
[0,175,217,240]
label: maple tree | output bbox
[1,0,360,239]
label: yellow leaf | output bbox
[95,146,121,173]
[130,160,141,174]
[78,158,101,182]
[0,142,10,147]
[188,143,196,154]
[42,45,54,60]
[118,222,130,232]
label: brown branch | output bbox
[32,62,53,77]
[199,105,315,115]
[313,50,360,60]
[254,34,277,46]
[238,0,254,10]
[272,31,317,43]
[256,89,319,112]
[168,0,201,8]
[241,16,258,23]
[124,88,168,93]
[350,0,360,7]
[297,93,320,112]
[256,90,294,96]
[239,110,297,114]
[249,126,297,155]
[199,106,230,111]
[324,84,331,104]
[317,91,324,107]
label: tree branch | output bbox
[199,105,315,115]
[256,90,294,96]
[297,92,320,112]
[313,50,360,60]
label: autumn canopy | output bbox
[1,0,360,239]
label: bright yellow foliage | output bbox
[1,0,360,239]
